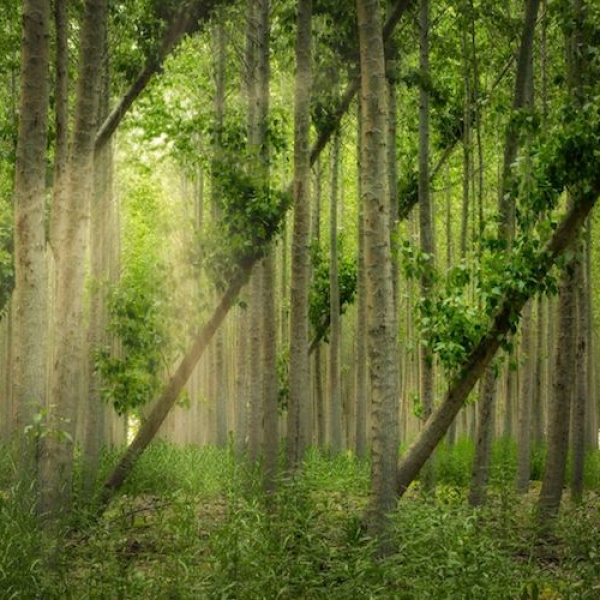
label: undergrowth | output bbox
[0,440,599,598]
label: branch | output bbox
[95,0,232,151]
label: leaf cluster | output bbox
[200,160,291,289]
[94,174,172,415]
[308,239,358,337]
[404,98,600,374]
[95,279,169,415]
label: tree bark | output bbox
[516,301,534,493]
[286,0,313,468]
[329,131,342,452]
[417,0,436,493]
[11,0,51,491]
[84,20,112,493]
[40,0,107,520]
[357,0,399,553]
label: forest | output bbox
[1,0,600,597]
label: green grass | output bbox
[1,441,599,598]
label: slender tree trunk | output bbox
[12,0,51,492]
[329,130,342,453]
[213,22,228,449]
[570,250,587,503]
[287,0,313,468]
[251,0,278,492]
[516,301,534,493]
[538,253,577,522]
[355,115,369,459]
[84,23,112,492]
[312,159,327,449]
[418,0,436,492]
[357,0,399,553]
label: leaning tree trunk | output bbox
[397,153,600,498]
[11,0,51,493]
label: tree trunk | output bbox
[355,109,369,459]
[570,250,587,503]
[417,0,436,493]
[329,130,342,452]
[516,301,534,493]
[213,21,228,449]
[538,254,577,522]
[286,0,313,468]
[40,0,107,520]
[357,0,399,553]
[11,0,51,492]
[84,21,112,492]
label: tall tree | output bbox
[538,0,587,522]
[357,0,399,552]
[40,0,108,520]
[11,0,51,490]
[417,0,436,492]
[213,21,228,449]
[328,130,343,452]
[287,0,313,468]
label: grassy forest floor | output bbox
[1,441,600,599]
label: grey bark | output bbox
[40,0,107,520]
[329,131,342,452]
[286,0,313,468]
[11,0,51,491]
[357,0,399,552]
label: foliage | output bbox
[0,450,48,597]
[94,172,171,415]
[195,113,291,289]
[308,237,358,337]
[200,159,291,289]
[401,98,600,375]
[2,444,600,597]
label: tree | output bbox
[287,0,313,468]
[538,0,588,523]
[11,0,51,491]
[417,0,436,492]
[357,0,399,552]
[39,0,108,520]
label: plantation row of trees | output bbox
[0,0,600,551]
